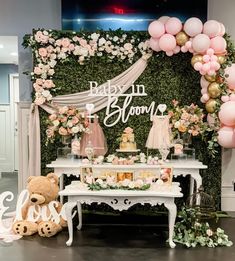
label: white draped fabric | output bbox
[28,56,150,178]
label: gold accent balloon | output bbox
[176,31,189,46]
[205,74,217,82]
[205,99,217,113]
[191,55,203,67]
[217,55,227,64]
[208,82,221,98]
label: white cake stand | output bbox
[116,149,140,153]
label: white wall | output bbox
[0,0,61,102]
[208,0,235,211]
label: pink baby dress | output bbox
[80,115,108,156]
[146,115,171,149]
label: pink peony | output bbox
[36,78,43,85]
[43,79,55,89]
[58,127,68,136]
[38,48,48,57]
[124,127,133,134]
[33,83,43,92]
[61,38,71,48]
[34,67,42,75]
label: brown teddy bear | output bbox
[12,173,67,237]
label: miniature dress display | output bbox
[146,115,171,149]
[80,115,108,157]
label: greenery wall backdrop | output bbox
[26,30,221,209]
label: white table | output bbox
[60,183,183,248]
[47,159,207,202]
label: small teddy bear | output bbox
[12,173,66,237]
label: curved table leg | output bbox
[165,201,177,248]
[59,174,64,203]
[76,201,82,230]
[65,201,76,246]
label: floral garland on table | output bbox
[23,29,152,106]
[173,206,233,248]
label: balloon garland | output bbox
[148,16,235,149]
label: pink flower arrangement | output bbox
[46,106,89,144]
[124,127,133,134]
[168,100,207,138]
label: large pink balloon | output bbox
[200,76,210,89]
[218,101,235,126]
[224,64,235,90]
[219,23,226,36]
[210,36,227,54]
[149,37,161,52]
[158,16,170,24]
[148,21,165,38]
[159,34,176,52]
[192,34,210,54]
[184,17,203,37]
[203,20,221,38]
[165,17,182,35]
[217,126,235,148]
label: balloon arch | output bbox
[148,16,235,148]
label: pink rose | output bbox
[33,83,43,92]
[58,127,68,136]
[46,127,55,138]
[38,48,48,57]
[61,38,70,48]
[181,112,190,120]
[124,43,133,51]
[48,69,55,75]
[79,39,87,47]
[69,44,75,51]
[40,35,49,44]
[67,108,76,116]
[46,45,54,53]
[72,116,79,124]
[43,80,55,88]
[55,39,62,46]
[49,114,57,121]
[34,96,46,105]
[36,78,43,85]
[124,127,133,134]
[34,67,42,75]
[60,116,68,123]
[58,106,68,114]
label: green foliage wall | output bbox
[39,32,221,209]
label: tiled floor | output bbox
[0,174,235,261]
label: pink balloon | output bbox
[158,16,170,24]
[159,34,176,52]
[221,95,230,103]
[181,46,188,53]
[194,62,203,71]
[210,36,227,54]
[207,48,214,56]
[166,51,174,56]
[201,88,208,95]
[230,94,235,101]
[224,64,235,90]
[210,55,218,62]
[203,54,210,63]
[185,41,192,49]
[207,69,216,76]
[184,17,203,37]
[203,20,221,38]
[148,21,165,38]
[149,37,161,52]
[202,93,210,102]
[200,76,210,89]
[219,101,235,126]
[165,17,182,35]
[173,46,181,54]
[202,63,210,72]
[200,96,206,103]
[192,34,210,54]
[217,126,235,148]
[219,23,226,36]
[200,69,207,75]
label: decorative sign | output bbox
[0,190,68,232]
[89,81,166,127]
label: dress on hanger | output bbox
[80,115,108,156]
[146,115,171,149]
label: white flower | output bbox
[140,157,146,163]
[98,37,106,46]
[67,120,73,128]
[90,33,100,41]
[174,121,180,128]
[96,179,103,185]
[52,120,60,127]
[121,179,130,187]
[49,60,57,68]
[113,36,119,42]
[97,52,103,57]
[71,126,79,133]
[124,43,133,51]
[206,229,213,237]
[156,179,164,185]
[128,182,135,189]
[112,50,118,56]
[134,179,144,188]
[106,176,115,186]
[42,90,50,98]
[86,176,93,184]
[107,154,115,163]
[43,30,49,36]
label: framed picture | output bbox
[159,167,173,185]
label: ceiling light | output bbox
[0,44,4,48]
[10,52,18,56]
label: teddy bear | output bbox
[12,173,67,237]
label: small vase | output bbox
[182,132,191,149]
[57,135,71,158]
[71,135,81,156]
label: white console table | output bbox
[60,183,183,248]
[47,159,207,202]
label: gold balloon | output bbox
[208,82,221,98]
[191,55,203,67]
[205,74,217,82]
[205,99,217,113]
[176,31,189,46]
[217,55,227,64]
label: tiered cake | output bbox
[119,127,137,151]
